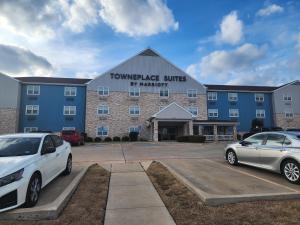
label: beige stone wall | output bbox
[274,113,300,129]
[0,108,18,134]
[85,91,207,139]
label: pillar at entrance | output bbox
[213,125,218,142]
[189,120,193,135]
[153,120,158,142]
[233,125,237,141]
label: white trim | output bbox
[96,125,109,137]
[228,92,238,102]
[129,126,140,133]
[62,127,76,131]
[283,94,292,102]
[208,109,218,118]
[128,87,140,97]
[229,109,239,118]
[187,106,198,116]
[187,89,197,98]
[24,127,38,133]
[63,106,76,116]
[152,102,194,118]
[97,86,110,96]
[256,109,265,118]
[129,105,140,116]
[27,85,40,95]
[255,93,264,102]
[207,92,217,101]
[64,86,77,97]
[25,105,39,115]
[97,105,110,115]
[159,88,169,98]
[284,109,294,118]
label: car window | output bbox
[283,138,292,146]
[265,134,285,147]
[245,134,266,145]
[51,135,63,147]
[43,136,55,150]
[0,137,41,157]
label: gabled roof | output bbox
[15,77,91,85]
[138,48,159,56]
[152,102,194,120]
[273,80,300,92]
[205,84,277,92]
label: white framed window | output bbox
[25,105,39,115]
[97,126,109,136]
[27,85,40,95]
[207,92,217,101]
[129,126,140,133]
[160,88,169,97]
[229,109,239,117]
[285,110,294,118]
[228,93,238,102]
[64,87,77,96]
[208,109,218,118]
[98,86,109,96]
[283,94,292,101]
[97,105,109,115]
[187,89,197,98]
[129,87,140,97]
[255,93,264,102]
[256,109,265,118]
[24,127,38,133]
[187,107,198,116]
[62,127,76,131]
[64,106,76,115]
[129,105,140,116]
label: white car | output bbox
[0,133,72,212]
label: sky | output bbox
[0,0,299,86]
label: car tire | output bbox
[24,173,41,207]
[63,155,72,175]
[282,160,300,184]
[226,150,238,166]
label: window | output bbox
[285,110,294,118]
[129,87,140,97]
[245,133,267,145]
[129,106,140,116]
[208,109,218,118]
[97,105,109,115]
[51,135,63,147]
[207,92,217,101]
[64,87,77,96]
[256,109,265,118]
[160,88,169,97]
[24,127,38,133]
[129,126,140,133]
[265,134,285,147]
[42,136,55,152]
[283,94,292,101]
[25,105,39,115]
[187,107,198,116]
[62,127,75,131]
[255,93,264,102]
[97,126,108,136]
[27,85,40,95]
[64,106,76,115]
[98,86,109,96]
[229,109,239,117]
[228,93,238,102]
[187,89,197,98]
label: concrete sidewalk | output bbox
[104,163,175,225]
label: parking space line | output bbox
[204,159,299,193]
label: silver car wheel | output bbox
[30,177,41,203]
[227,151,236,165]
[284,163,300,182]
[67,157,72,173]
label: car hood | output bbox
[0,155,37,178]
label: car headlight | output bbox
[0,169,24,187]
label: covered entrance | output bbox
[158,121,187,141]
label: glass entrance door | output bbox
[160,127,178,141]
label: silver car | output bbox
[225,131,300,184]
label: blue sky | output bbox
[0,0,299,86]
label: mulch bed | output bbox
[146,161,300,225]
[0,164,110,225]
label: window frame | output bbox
[228,92,238,102]
[283,94,292,102]
[255,93,264,102]
[97,126,109,137]
[27,85,40,96]
[285,110,294,118]
[187,89,197,98]
[97,105,110,115]
[207,92,217,101]
[64,86,77,97]
[62,127,76,131]
[208,109,218,118]
[128,87,140,97]
[159,88,169,98]
[187,106,198,116]
[229,108,239,118]
[256,109,265,118]
[97,86,109,96]
[129,105,140,116]
[24,127,38,133]
[25,105,39,115]
[63,106,76,116]
[129,126,140,133]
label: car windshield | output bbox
[0,137,41,157]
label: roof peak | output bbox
[138,48,159,57]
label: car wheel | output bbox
[24,173,41,207]
[227,150,238,165]
[63,155,72,175]
[282,160,300,184]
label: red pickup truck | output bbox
[61,130,85,146]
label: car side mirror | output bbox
[42,146,56,155]
[240,141,251,146]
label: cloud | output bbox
[216,11,243,45]
[199,43,266,77]
[0,44,54,76]
[186,64,198,79]
[257,4,284,17]
[99,0,179,37]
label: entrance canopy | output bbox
[151,102,194,120]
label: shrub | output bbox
[113,136,121,141]
[85,136,94,142]
[129,131,139,142]
[94,137,102,142]
[104,137,112,142]
[122,136,130,141]
[176,135,206,143]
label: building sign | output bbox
[110,73,186,87]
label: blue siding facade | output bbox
[207,91,273,132]
[19,84,86,133]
